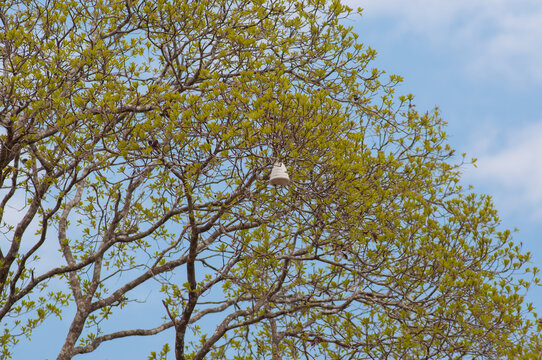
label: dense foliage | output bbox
[0,0,540,359]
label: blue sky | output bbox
[13,1,542,358]
[345,0,542,311]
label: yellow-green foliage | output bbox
[0,0,540,359]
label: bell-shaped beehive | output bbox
[269,162,290,186]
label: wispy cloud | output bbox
[345,0,542,85]
[462,121,542,219]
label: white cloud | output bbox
[474,10,542,85]
[462,122,542,219]
[344,0,542,85]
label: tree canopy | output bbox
[0,0,540,359]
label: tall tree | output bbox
[0,0,540,359]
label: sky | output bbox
[344,0,542,310]
[12,1,542,358]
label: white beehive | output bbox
[269,162,290,186]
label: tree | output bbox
[0,0,540,359]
